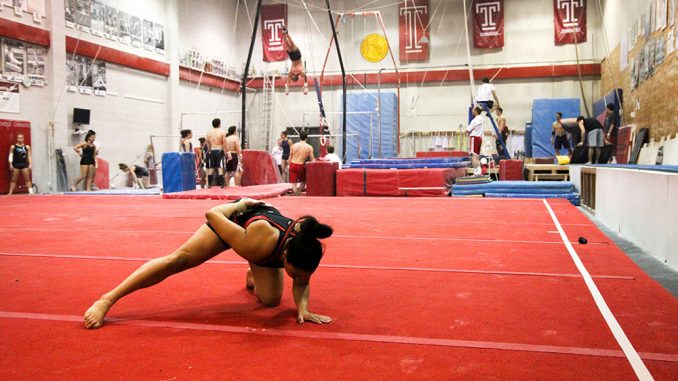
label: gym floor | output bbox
[1,195,677,380]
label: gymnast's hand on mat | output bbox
[298,311,333,325]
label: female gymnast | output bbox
[7,133,33,195]
[84,198,333,328]
[71,131,98,191]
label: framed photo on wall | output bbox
[104,5,117,40]
[93,61,106,96]
[90,0,105,36]
[117,10,131,44]
[74,0,91,32]
[66,58,77,92]
[76,55,92,94]
[64,0,76,28]
[130,15,142,47]
[26,47,45,86]
[2,40,26,83]
[143,19,154,51]
[154,23,164,53]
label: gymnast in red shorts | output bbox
[288,130,315,196]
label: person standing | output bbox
[7,133,33,195]
[197,137,208,188]
[494,107,509,156]
[71,131,99,191]
[206,118,226,188]
[180,129,193,153]
[576,116,605,164]
[271,138,283,176]
[604,103,618,155]
[466,106,484,176]
[224,126,242,187]
[551,112,573,157]
[289,130,315,195]
[475,77,500,113]
[280,131,291,182]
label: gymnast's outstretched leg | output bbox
[84,225,227,328]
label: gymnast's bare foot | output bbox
[245,268,254,289]
[84,298,113,329]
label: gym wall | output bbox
[599,0,678,141]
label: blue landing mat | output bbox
[590,164,678,173]
[63,188,162,195]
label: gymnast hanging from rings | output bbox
[282,27,309,95]
[84,198,333,328]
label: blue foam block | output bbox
[351,157,468,164]
[524,123,533,157]
[592,164,678,173]
[531,99,580,158]
[162,152,196,193]
[351,162,470,169]
[485,192,581,206]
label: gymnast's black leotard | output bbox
[80,144,96,165]
[206,204,297,268]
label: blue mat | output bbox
[531,99,580,157]
[350,162,470,169]
[452,181,575,196]
[485,192,581,206]
[351,157,468,164]
[593,88,622,122]
[591,164,678,173]
[64,188,162,195]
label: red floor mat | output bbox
[0,196,676,380]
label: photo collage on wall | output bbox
[1,38,47,87]
[627,0,677,89]
[67,55,106,96]
[64,0,165,55]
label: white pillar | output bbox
[46,0,70,192]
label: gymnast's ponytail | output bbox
[286,216,333,272]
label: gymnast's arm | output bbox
[73,142,85,155]
[8,145,14,170]
[205,199,265,253]
[293,277,332,324]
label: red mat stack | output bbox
[306,161,339,196]
[499,160,524,181]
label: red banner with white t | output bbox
[399,0,430,62]
[554,0,587,44]
[473,0,504,49]
[261,4,287,62]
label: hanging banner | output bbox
[399,0,430,62]
[473,0,504,48]
[261,4,288,62]
[554,0,587,44]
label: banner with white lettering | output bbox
[261,4,287,62]
[473,0,504,48]
[399,0,430,62]
[554,0,587,44]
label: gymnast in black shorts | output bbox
[118,163,150,189]
[72,131,99,191]
[84,198,333,329]
[7,133,33,195]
